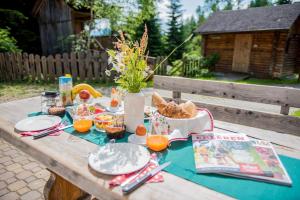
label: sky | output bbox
[158,0,200,27]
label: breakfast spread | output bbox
[152,92,197,119]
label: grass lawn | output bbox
[291,110,300,117]
[196,76,300,85]
[0,81,115,103]
[235,78,299,85]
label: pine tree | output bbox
[133,0,164,57]
[276,0,292,5]
[249,0,271,7]
[166,0,184,60]
[135,14,164,57]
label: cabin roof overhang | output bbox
[197,28,290,35]
[195,3,300,35]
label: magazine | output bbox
[192,132,273,176]
[222,140,292,186]
[192,132,292,186]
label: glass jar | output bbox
[41,91,59,114]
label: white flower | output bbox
[105,70,111,76]
[115,53,123,64]
[143,71,148,78]
[114,64,120,72]
[108,56,113,64]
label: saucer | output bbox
[128,134,147,145]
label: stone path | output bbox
[0,138,49,200]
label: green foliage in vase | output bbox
[106,26,149,93]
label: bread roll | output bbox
[152,92,197,119]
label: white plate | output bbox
[128,134,147,145]
[88,143,150,175]
[106,106,124,113]
[15,115,62,132]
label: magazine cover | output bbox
[192,132,273,176]
[224,140,292,186]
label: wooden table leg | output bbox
[44,170,90,200]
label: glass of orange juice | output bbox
[146,113,169,152]
[73,117,93,133]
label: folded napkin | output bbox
[19,123,64,137]
[109,154,164,187]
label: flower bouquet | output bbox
[106,26,149,132]
[106,25,193,132]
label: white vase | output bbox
[124,92,145,133]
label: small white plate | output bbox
[128,134,147,145]
[88,143,150,175]
[15,115,62,132]
[106,106,124,113]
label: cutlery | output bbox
[121,154,160,187]
[122,161,171,194]
[33,124,73,140]
[120,162,150,187]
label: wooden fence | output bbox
[182,58,203,77]
[0,51,167,82]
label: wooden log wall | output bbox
[205,34,234,72]
[249,32,274,78]
[282,35,300,76]
[203,30,297,78]
[0,51,166,82]
[37,0,73,55]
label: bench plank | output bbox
[154,76,300,108]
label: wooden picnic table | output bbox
[0,96,300,200]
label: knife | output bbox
[33,124,73,140]
[122,161,171,194]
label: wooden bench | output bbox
[154,75,300,136]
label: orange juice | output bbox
[146,135,169,152]
[74,119,92,133]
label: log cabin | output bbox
[32,0,114,55]
[195,3,300,78]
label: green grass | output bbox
[0,81,116,103]
[291,110,300,117]
[235,78,299,85]
[196,76,299,85]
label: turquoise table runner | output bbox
[28,112,300,200]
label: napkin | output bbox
[109,154,164,187]
[19,123,64,137]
